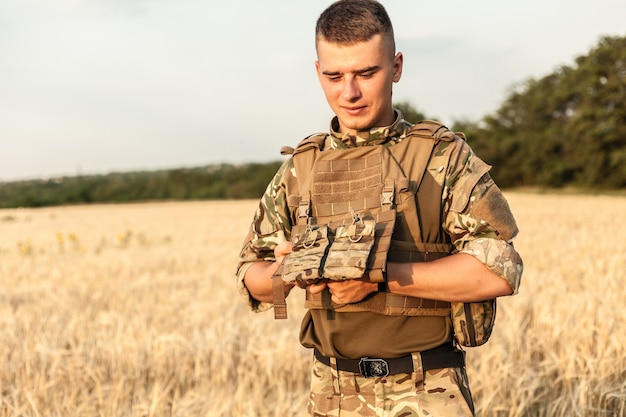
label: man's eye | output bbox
[328,76,342,82]
[359,72,374,79]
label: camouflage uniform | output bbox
[236,111,523,416]
[309,354,474,416]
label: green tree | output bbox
[475,35,626,188]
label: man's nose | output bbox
[342,78,361,101]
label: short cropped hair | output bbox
[315,0,395,52]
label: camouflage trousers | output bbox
[307,353,474,417]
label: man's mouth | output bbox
[342,106,366,116]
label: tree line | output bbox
[1,35,624,208]
[0,163,282,208]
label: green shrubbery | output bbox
[0,163,283,208]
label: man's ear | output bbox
[393,52,403,83]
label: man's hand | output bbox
[309,279,378,304]
[273,241,293,269]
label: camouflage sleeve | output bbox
[442,140,523,294]
[235,158,294,312]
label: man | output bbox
[236,1,523,415]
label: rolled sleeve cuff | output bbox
[236,262,274,313]
[459,237,523,294]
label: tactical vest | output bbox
[273,120,496,347]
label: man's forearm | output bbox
[386,253,513,302]
[243,241,295,303]
[246,250,513,304]
[243,261,278,303]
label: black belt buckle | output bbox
[358,357,390,378]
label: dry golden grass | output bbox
[0,194,624,416]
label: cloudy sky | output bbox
[1,0,625,181]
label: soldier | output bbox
[236,1,523,416]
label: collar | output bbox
[328,110,412,149]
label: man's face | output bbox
[315,34,403,135]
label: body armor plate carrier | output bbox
[273,120,497,347]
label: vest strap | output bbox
[273,277,288,319]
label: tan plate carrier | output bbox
[272,120,497,347]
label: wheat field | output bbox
[0,193,625,417]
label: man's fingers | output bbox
[274,241,293,257]
[308,281,327,294]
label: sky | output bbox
[1,0,625,181]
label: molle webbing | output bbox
[296,145,395,283]
[311,151,384,217]
[305,290,451,317]
[307,149,395,282]
[386,243,454,263]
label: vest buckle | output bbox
[381,179,395,206]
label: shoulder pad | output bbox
[407,119,464,142]
[280,133,326,156]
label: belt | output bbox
[313,344,465,378]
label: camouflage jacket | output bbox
[237,111,523,312]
